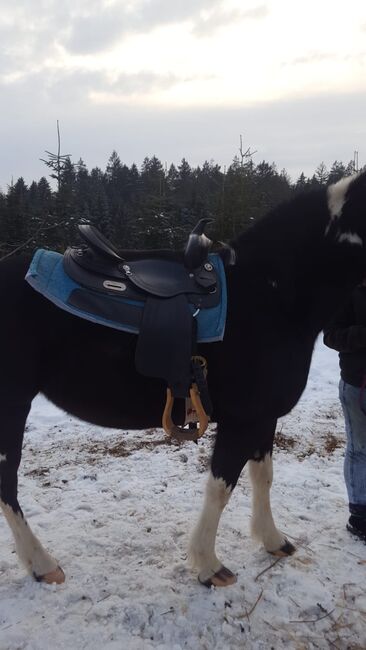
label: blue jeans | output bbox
[339,379,366,516]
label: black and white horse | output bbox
[1,172,366,587]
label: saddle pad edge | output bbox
[26,273,141,333]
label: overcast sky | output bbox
[1,0,365,190]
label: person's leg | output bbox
[339,379,366,541]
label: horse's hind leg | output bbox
[0,400,65,583]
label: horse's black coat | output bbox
[1,172,366,585]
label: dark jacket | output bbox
[323,286,366,387]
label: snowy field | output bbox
[1,340,366,649]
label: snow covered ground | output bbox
[1,340,366,649]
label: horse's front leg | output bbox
[189,416,296,587]
[0,401,65,584]
[249,452,295,556]
[188,417,251,587]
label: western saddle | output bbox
[63,220,221,441]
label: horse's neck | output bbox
[231,220,364,335]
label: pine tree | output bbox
[4,178,30,250]
[314,162,328,186]
[55,157,78,248]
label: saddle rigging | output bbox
[63,219,222,442]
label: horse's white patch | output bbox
[225,246,237,265]
[218,242,236,265]
[188,472,232,581]
[0,453,6,462]
[327,175,355,220]
[0,501,58,577]
[249,453,285,552]
[337,231,363,246]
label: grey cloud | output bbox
[0,10,69,75]
[0,1,110,69]
[0,0,247,66]
[192,4,268,37]
[63,0,223,54]
[138,0,221,27]
[242,5,269,19]
[287,52,337,66]
[112,70,180,94]
[0,25,39,74]
[64,7,129,55]
[283,51,366,67]
[0,66,182,110]
[47,68,181,102]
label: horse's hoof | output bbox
[199,566,237,588]
[35,566,65,584]
[270,540,296,557]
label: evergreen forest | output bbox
[0,151,360,258]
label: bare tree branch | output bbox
[0,218,60,262]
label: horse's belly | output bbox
[39,337,168,429]
[257,340,313,417]
[41,373,166,429]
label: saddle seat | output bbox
[64,223,217,303]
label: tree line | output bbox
[0,152,360,257]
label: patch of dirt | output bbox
[24,467,50,477]
[324,410,339,420]
[274,431,296,450]
[85,436,175,459]
[297,445,317,460]
[296,433,344,460]
[324,433,343,454]
[197,452,210,473]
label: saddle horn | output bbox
[184,218,214,270]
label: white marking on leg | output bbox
[188,472,232,582]
[249,453,286,552]
[337,231,363,246]
[0,500,59,577]
[0,454,6,462]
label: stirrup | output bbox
[162,385,209,442]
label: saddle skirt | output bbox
[25,248,227,344]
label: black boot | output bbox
[347,513,366,543]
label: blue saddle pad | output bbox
[25,249,227,343]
